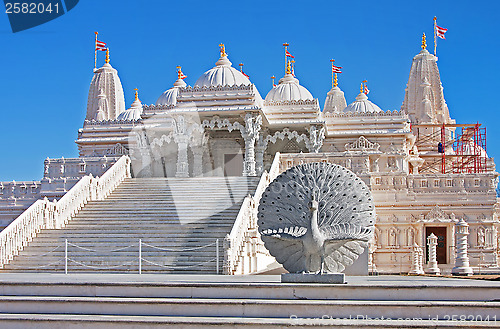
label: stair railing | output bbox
[224,152,281,275]
[0,155,131,268]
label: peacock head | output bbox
[309,188,320,211]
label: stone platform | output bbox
[0,273,498,328]
[281,273,345,283]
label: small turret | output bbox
[323,60,346,113]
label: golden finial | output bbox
[105,48,110,63]
[283,43,289,47]
[360,82,364,93]
[421,33,427,50]
[134,88,139,101]
[219,43,227,57]
[94,31,98,36]
[176,65,182,79]
[239,63,244,72]
[334,73,338,87]
[434,16,437,21]
[286,60,291,74]
[271,75,276,86]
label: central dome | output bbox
[194,55,251,88]
[265,74,314,102]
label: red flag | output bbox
[242,72,250,78]
[332,65,342,74]
[436,25,448,40]
[95,40,107,51]
[178,68,187,79]
[285,49,294,58]
[364,84,370,95]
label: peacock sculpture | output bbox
[258,162,375,274]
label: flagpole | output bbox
[330,59,335,89]
[283,43,289,75]
[433,16,437,56]
[94,32,98,70]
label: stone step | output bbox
[0,274,499,327]
[0,274,498,301]
[0,295,498,320]
[2,314,498,329]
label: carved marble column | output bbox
[173,115,190,178]
[175,134,189,178]
[452,218,473,276]
[192,146,204,177]
[255,134,267,175]
[139,148,152,177]
[241,114,262,177]
[426,233,441,275]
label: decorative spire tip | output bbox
[219,43,227,57]
[286,60,291,75]
[421,33,427,50]
[134,88,139,101]
[105,48,110,63]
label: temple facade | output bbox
[1,37,498,275]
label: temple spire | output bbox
[134,88,139,101]
[105,48,110,64]
[286,60,291,75]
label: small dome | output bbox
[344,92,382,113]
[265,74,314,102]
[156,78,186,106]
[194,55,250,87]
[117,96,143,121]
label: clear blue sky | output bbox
[1,0,499,181]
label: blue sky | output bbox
[1,0,499,181]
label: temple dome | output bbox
[156,78,186,106]
[86,55,126,121]
[344,92,382,113]
[117,91,143,121]
[194,55,250,88]
[265,73,314,102]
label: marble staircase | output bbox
[1,177,260,274]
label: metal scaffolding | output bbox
[412,123,487,174]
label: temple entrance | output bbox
[223,153,243,176]
[425,227,447,264]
